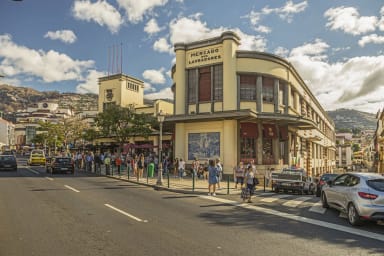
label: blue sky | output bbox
[1,0,384,113]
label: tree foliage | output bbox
[95,104,155,144]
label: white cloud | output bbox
[359,34,384,47]
[0,34,94,83]
[379,7,384,31]
[153,37,172,53]
[72,0,123,34]
[274,0,308,22]
[324,6,378,36]
[290,38,329,61]
[142,68,166,84]
[117,0,168,23]
[274,46,289,57]
[44,30,77,44]
[286,39,384,113]
[143,82,156,92]
[76,69,106,94]
[144,87,173,100]
[166,14,266,52]
[244,1,307,33]
[144,18,162,35]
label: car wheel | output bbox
[347,203,362,226]
[321,192,329,208]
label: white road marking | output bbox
[200,195,384,242]
[260,194,290,203]
[282,196,311,207]
[309,202,327,214]
[64,185,80,193]
[26,168,39,175]
[104,204,147,222]
[45,177,54,181]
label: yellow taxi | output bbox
[28,149,46,166]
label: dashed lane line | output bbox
[104,204,148,223]
[26,168,39,175]
[64,185,80,193]
[45,177,54,181]
[200,195,384,242]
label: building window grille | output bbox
[262,77,274,103]
[213,65,223,101]
[187,69,197,103]
[240,75,256,100]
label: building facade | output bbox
[97,73,174,156]
[335,133,352,170]
[169,31,336,176]
[0,118,15,150]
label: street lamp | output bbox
[156,111,165,186]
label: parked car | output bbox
[0,155,17,171]
[46,157,74,174]
[321,172,384,226]
[28,149,46,166]
[315,173,339,197]
[271,167,316,194]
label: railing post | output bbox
[227,175,230,195]
[192,171,195,192]
[167,171,170,188]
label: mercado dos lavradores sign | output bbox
[186,45,223,68]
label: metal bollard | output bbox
[167,172,170,188]
[227,175,230,195]
[264,176,266,192]
[192,172,195,192]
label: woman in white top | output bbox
[244,165,256,203]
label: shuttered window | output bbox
[199,67,211,102]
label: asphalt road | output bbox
[0,160,383,256]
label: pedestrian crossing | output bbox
[255,193,349,219]
[255,193,331,215]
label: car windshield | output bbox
[56,158,71,163]
[0,156,15,161]
[320,174,338,181]
[366,179,384,192]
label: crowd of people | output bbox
[63,150,261,202]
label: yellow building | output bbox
[168,31,335,176]
[98,73,173,155]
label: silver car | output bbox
[321,172,384,226]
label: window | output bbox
[198,67,211,102]
[187,69,197,103]
[240,75,256,100]
[213,65,223,101]
[262,77,274,103]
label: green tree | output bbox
[352,143,361,152]
[95,104,155,149]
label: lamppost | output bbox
[156,111,165,186]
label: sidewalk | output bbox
[86,164,271,196]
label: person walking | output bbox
[137,154,145,180]
[115,154,122,176]
[216,158,223,189]
[178,158,185,179]
[244,165,256,203]
[208,159,219,196]
[104,154,111,175]
[234,161,245,189]
[173,158,179,178]
[192,157,200,179]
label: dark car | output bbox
[0,155,17,171]
[46,157,74,174]
[315,173,339,197]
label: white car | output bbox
[321,172,384,226]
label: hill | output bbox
[0,84,98,114]
[327,109,377,132]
